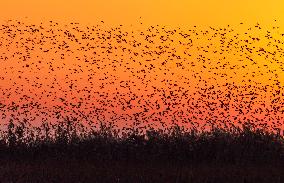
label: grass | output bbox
[0,118,283,183]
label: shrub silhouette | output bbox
[0,118,283,182]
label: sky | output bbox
[1,0,284,27]
[0,0,283,131]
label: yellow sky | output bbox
[1,0,284,27]
[0,0,284,129]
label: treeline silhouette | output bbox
[0,118,283,183]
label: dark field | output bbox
[0,119,283,183]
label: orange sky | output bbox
[0,0,283,131]
[1,0,284,27]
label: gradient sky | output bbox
[0,0,283,131]
[1,0,284,27]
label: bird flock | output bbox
[0,20,283,133]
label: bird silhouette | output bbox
[0,20,282,134]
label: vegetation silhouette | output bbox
[0,118,283,183]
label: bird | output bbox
[0,19,282,136]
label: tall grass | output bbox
[0,117,283,164]
[0,118,283,182]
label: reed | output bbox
[0,118,283,182]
